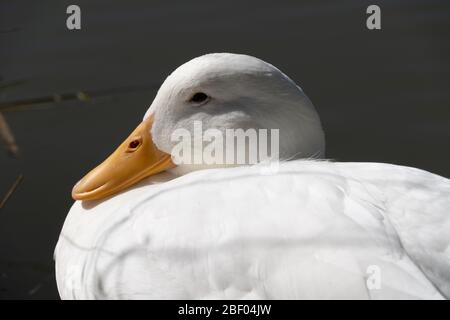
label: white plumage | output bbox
[55,53,450,299]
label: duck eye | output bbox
[189,92,209,104]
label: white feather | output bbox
[55,53,450,299]
[55,161,450,299]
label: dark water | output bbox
[0,0,449,299]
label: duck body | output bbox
[55,160,450,299]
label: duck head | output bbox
[72,53,325,201]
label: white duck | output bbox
[55,53,450,299]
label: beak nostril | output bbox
[129,140,140,148]
[127,137,142,152]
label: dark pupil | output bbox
[129,140,140,149]
[191,92,208,103]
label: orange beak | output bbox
[72,114,175,201]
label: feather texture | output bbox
[55,160,450,299]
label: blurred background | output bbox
[0,0,449,299]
